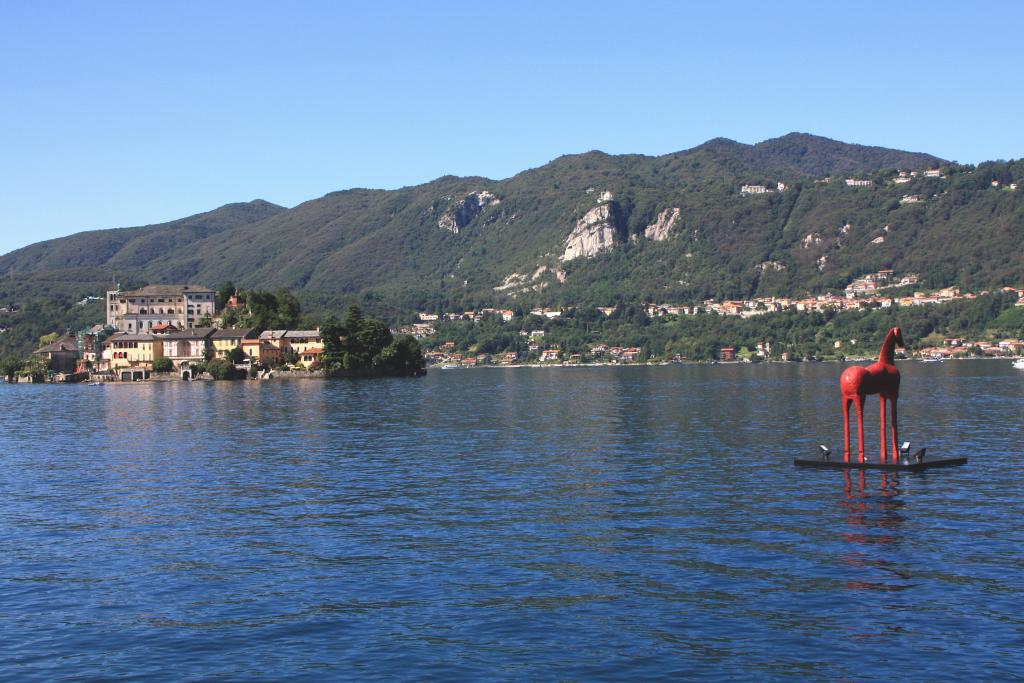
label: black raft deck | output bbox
[794,449,967,472]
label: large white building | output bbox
[105,284,217,333]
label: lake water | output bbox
[2,361,1023,681]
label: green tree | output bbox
[18,356,50,381]
[319,317,345,373]
[0,356,23,380]
[275,289,302,328]
[376,335,426,375]
[152,356,174,373]
[341,305,364,337]
[206,358,243,380]
[220,307,240,328]
[227,346,246,364]
[216,281,236,310]
[318,308,424,376]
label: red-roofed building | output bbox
[299,347,324,368]
[621,347,641,361]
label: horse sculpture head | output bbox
[891,326,905,348]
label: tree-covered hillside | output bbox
[1,133,1021,359]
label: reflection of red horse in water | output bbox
[840,327,904,462]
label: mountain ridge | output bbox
[2,133,1019,330]
[0,200,285,275]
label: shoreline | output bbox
[432,355,1020,370]
[5,355,1018,385]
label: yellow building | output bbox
[211,328,257,359]
[284,330,323,355]
[285,330,323,368]
[102,333,162,369]
[257,329,324,368]
[258,330,289,349]
[297,347,324,368]
[241,339,281,366]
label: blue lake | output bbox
[2,361,1023,680]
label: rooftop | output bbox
[104,332,156,343]
[34,334,78,354]
[212,327,256,339]
[160,327,217,339]
[117,284,214,297]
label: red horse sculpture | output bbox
[840,327,904,462]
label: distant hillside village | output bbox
[739,167,1018,196]
[12,284,424,383]
[407,275,1024,367]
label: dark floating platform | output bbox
[794,449,967,472]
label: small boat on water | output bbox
[1013,358,1024,370]
[920,357,943,363]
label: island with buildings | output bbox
[13,284,424,383]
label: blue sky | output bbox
[1,1,1022,254]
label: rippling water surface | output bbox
[2,361,1023,680]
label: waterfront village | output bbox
[402,270,1024,367]
[11,272,1024,382]
[18,285,329,383]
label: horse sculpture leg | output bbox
[842,398,852,461]
[855,395,866,463]
[879,397,888,462]
[890,396,899,460]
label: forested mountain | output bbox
[0,200,284,275]
[1,133,1021,332]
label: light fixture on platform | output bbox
[900,442,911,461]
[819,445,831,461]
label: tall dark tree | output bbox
[216,281,236,310]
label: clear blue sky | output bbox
[2,1,1022,254]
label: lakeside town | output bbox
[404,271,1024,367]
[6,270,1024,383]
[11,285,328,382]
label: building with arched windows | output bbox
[105,284,216,332]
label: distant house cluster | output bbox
[917,336,1024,360]
[740,182,787,195]
[641,282,1021,321]
[844,270,919,296]
[740,166,955,196]
[589,344,641,362]
[418,308,516,324]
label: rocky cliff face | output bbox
[643,207,681,241]
[756,260,787,272]
[561,201,626,261]
[438,191,500,233]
